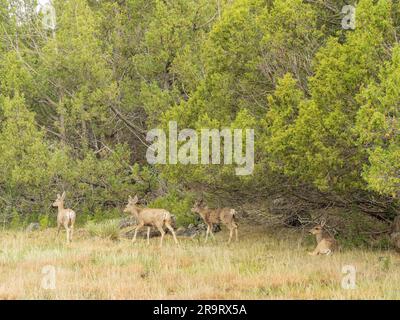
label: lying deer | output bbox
[123,195,178,247]
[308,221,337,256]
[53,192,76,243]
[191,201,238,243]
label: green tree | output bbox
[356,45,400,197]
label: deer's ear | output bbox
[128,195,132,201]
[57,194,61,199]
[132,195,139,204]
[61,191,66,200]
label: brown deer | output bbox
[123,195,178,247]
[191,201,238,243]
[308,220,337,256]
[52,192,76,243]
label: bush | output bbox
[86,219,120,241]
[39,214,51,229]
[9,211,22,230]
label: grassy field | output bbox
[0,224,399,300]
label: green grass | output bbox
[85,219,120,241]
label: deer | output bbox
[52,192,76,243]
[123,195,178,247]
[191,200,238,243]
[308,220,337,256]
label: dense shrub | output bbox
[86,219,120,241]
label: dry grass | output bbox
[0,224,399,300]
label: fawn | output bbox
[191,201,238,243]
[123,195,178,247]
[53,192,76,243]
[308,221,337,256]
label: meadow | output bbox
[0,224,399,300]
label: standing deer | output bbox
[123,195,178,247]
[308,220,337,256]
[53,192,76,243]
[191,201,238,243]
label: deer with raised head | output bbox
[308,220,337,256]
[123,195,178,247]
[52,192,76,243]
[191,200,238,243]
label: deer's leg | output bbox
[228,227,233,244]
[209,223,215,240]
[147,227,151,245]
[323,249,332,256]
[56,223,62,238]
[308,245,320,256]
[70,225,74,243]
[65,226,70,244]
[205,225,210,243]
[156,225,165,248]
[133,222,144,243]
[235,226,238,242]
[165,222,178,245]
[231,221,239,242]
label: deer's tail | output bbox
[66,210,76,227]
